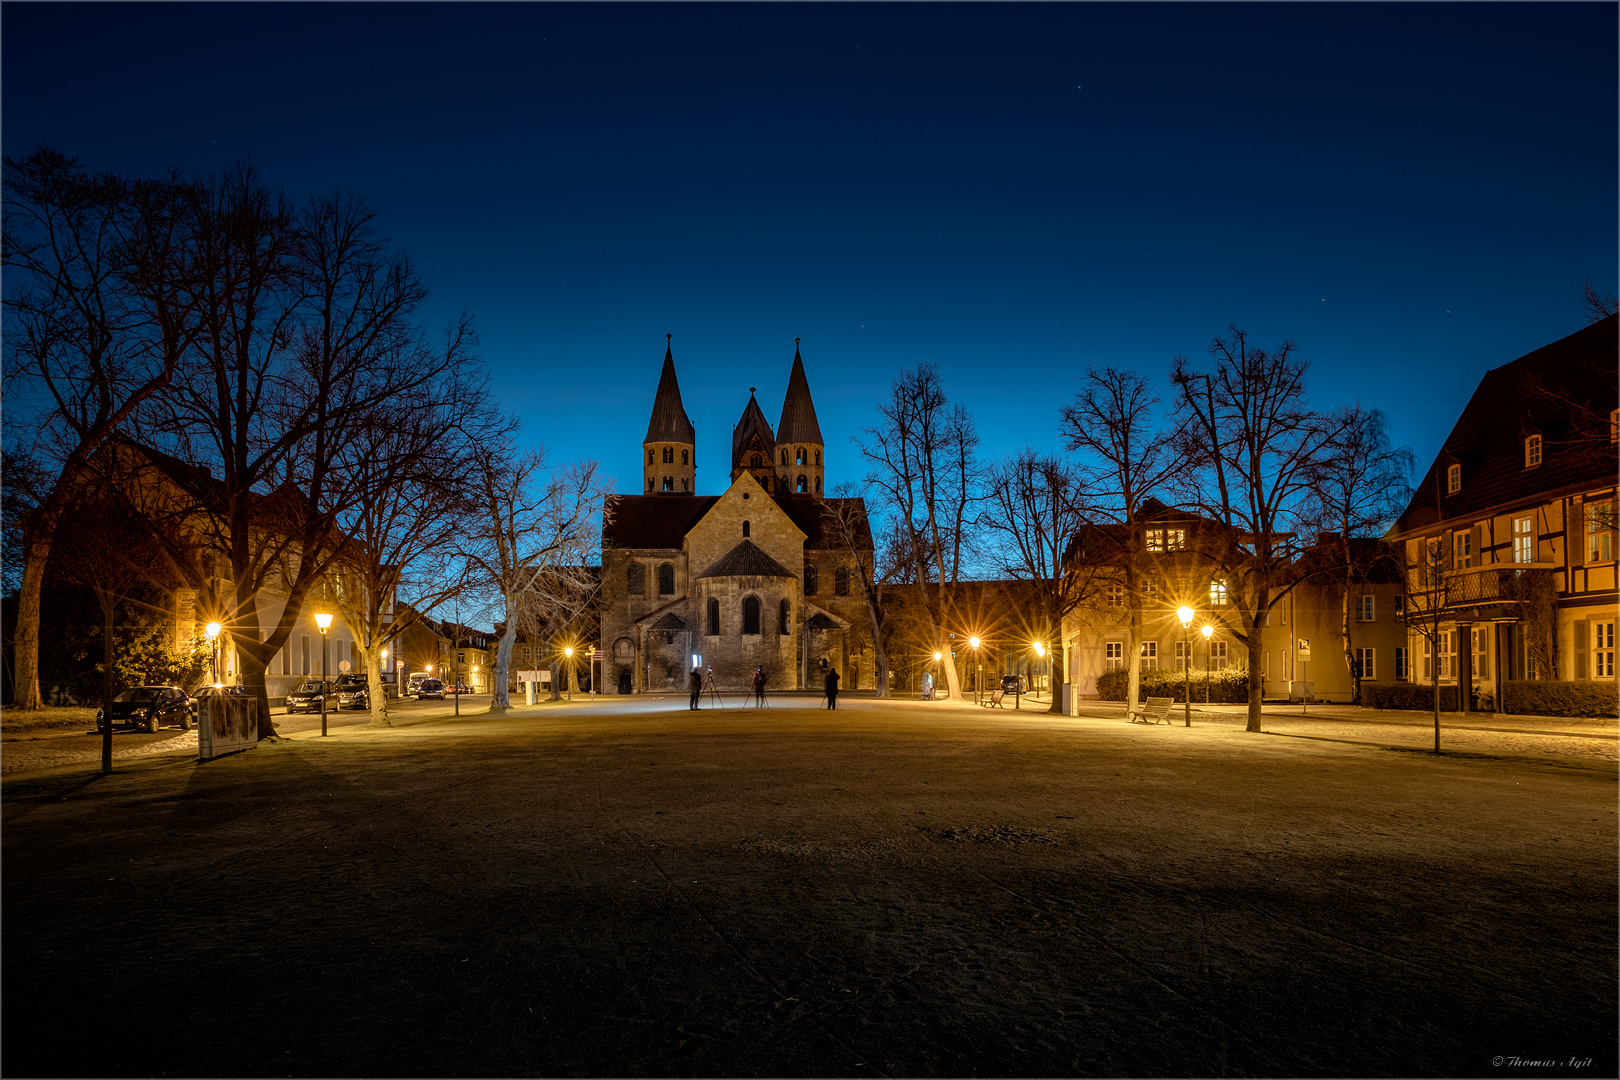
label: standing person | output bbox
[824,666,841,710]
[751,667,766,707]
[689,666,703,710]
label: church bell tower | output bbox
[775,339,826,496]
[642,335,696,494]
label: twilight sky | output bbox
[5,2,1616,504]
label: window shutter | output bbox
[1471,525,1484,566]
[1574,619,1589,679]
[1573,500,1586,567]
[1476,628,1490,679]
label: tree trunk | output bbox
[1245,626,1264,732]
[859,590,889,698]
[489,622,516,711]
[364,642,391,727]
[99,587,115,774]
[1340,586,1356,705]
[1047,637,1066,714]
[9,527,57,710]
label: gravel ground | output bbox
[3,698,1614,1078]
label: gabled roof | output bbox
[1391,315,1618,536]
[602,494,719,549]
[696,539,796,579]
[775,340,824,446]
[771,493,873,551]
[643,337,695,445]
[730,392,776,470]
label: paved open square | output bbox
[4,698,1615,1078]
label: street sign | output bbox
[1297,638,1311,661]
[338,660,351,672]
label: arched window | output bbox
[779,598,791,634]
[681,478,688,491]
[1447,463,1461,494]
[797,475,807,492]
[646,478,654,491]
[663,446,674,464]
[751,454,761,467]
[741,596,761,635]
[647,449,654,465]
[781,475,790,491]
[804,565,818,595]
[742,520,750,538]
[781,449,788,465]
[835,567,850,595]
[627,563,645,597]
[681,449,688,465]
[796,448,806,465]
[662,476,672,491]
[815,477,821,493]
[707,598,720,636]
[657,562,675,596]
[815,450,821,465]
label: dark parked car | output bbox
[285,679,336,714]
[415,678,446,701]
[1000,674,1025,696]
[446,682,474,695]
[333,673,371,710]
[96,686,196,733]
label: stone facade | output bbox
[600,340,874,694]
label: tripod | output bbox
[700,668,726,709]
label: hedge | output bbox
[1094,668,1252,704]
[1500,681,1619,719]
[1367,683,1460,712]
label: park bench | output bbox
[982,690,1006,709]
[1128,697,1175,725]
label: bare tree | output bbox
[2,148,198,709]
[1170,327,1352,733]
[458,432,608,712]
[1401,532,1451,753]
[1058,367,1186,716]
[135,169,475,738]
[856,363,982,697]
[982,451,1096,711]
[1582,280,1618,322]
[822,485,889,697]
[1300,405,1414,702]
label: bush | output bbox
[1094,667,1252,703]
[1501,681,1619,719]
[1368,683,1460,712]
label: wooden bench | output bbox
[982,690,1006,709]
[1128,696,1175,725]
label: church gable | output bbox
[685,472,805,589]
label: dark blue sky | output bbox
[6,3,1615,499]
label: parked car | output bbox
[333,673,370,710]
[415,678,446,700]
[96,686,197,733]
[285,679,336,714]
[1000,674,1025,696]
[445,682,474,695]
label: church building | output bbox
[600,337,875,694]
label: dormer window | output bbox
[1524,435,1542,468]
[1447,463,1461,494]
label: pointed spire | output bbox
[644,335,695,444]
[730,394,776,474]
[775,337,825,446]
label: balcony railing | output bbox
[1406,564,1559,616]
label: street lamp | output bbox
[1032,641,1046,708]
[564,647,575,702]
[1177,607,1194,727]
[969,636,982,705]
[1201,624,1214,705]
[314,612,333,737]
[205,621,222,686]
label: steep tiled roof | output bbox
[643,338,695,445]
[772,493,874,551]
[696,539,795,579]
[1391,315,1618,536]
[730,393,776,471]
[775,340,825,446]
[602,494,718,549]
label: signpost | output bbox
[1297,638,1311,713]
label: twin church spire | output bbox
[641,336,825,497]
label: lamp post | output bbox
[1177,607,1194,726]
[314,612,332,736]
[205,621,222,687]
[1031,641,1046,709]
[1201,624,1213,705]
[931,652,942,699]
[969,636,982,705]
[564,647,575,702]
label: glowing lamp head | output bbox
[1201,624,1214,639]
[564,647,574,658]
[205,621,222,641]
[1033,642,1045,657]
[1177,606,1195,627]
[381,648,388,659]
[314,612,333,631]
[933,652,942,661]
[969,636,981,649]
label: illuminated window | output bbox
[1355,647,1376,681]
[1105,642,1124,671]
[1166,528,1186,551]
[1587,501,1614,562]
[1454,531,1472,570]
[1209,579,1228,605]
[1437,631,1455,680]
[1210,641,1228,670]
[1594,622,1616,678]
[1174,640,1190,671]
[1513,515,1535,563]
[1447,463,1461,494]
[1145,528,1165,552]
[1356,595,1375,621]
[1140,641,1158,670]
[1523,435,1541,468]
